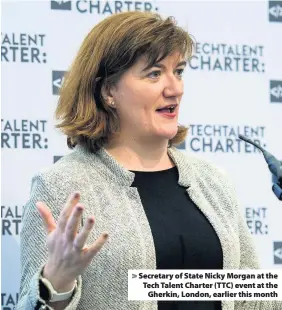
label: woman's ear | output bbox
[101,83,115,107]
[100,83,108,100]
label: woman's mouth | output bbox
[156,105,178,118]
[156,105,177,114]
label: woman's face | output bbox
[109,51,186,144]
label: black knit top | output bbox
[131,165,223,310]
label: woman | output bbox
[16,11,280,310]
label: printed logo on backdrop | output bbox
[1,119,48,149]
[1,206,22,236]
[1,293,19,310]
[188,124,266,153]
[2,206,22,309]
[54,156,63,163]
[1,33,47,63]
[50,0,157,14]
[176,141,186,150]
[52,70,67,95]
[269,1,282,22]
[273,242,282,264]
[51,0,72,10]
[270,80,282,103]
[189,43,265,73]
[245,207,268,235]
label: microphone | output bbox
[238,134,282,201]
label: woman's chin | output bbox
[156,128,178,140]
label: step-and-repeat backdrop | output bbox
[2,1,282,308]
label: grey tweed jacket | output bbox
[17,145,281,310]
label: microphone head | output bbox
[238,134,264,152]
[238,134,282,180]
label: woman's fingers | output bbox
[73,216,95,250]
[65,204,85,241]
[37,191,109,266]
[36,202,56,234]
[86,232,109,260]
[57,192,80,232]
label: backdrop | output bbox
[1,1,282,308]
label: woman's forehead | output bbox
[135,52,185,70]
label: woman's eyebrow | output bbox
[142,60,187,72]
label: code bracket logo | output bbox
[52,70,66,95]
[51,0,72,11]
[274,242,282,264]
[270,80,282,103]
[269,1,282,22]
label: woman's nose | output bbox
[163,76,184,98]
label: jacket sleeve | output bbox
[224,173,282,310]
[15,174,82,310]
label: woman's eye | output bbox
[176,68,184,77]
[148,71,161,79]
[148,69,185,79]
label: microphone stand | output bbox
[272,166,282,201]
[238,135,282,201]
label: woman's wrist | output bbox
[42,264,76,293]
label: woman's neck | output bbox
[104,137,175,172]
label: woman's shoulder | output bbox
[170,146,231,182]
[191,154,230,182]
[31,147,102,195]
[170,147,237,204]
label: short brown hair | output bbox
[55,11,194,153]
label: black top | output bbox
[130,166,223,310]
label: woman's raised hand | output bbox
[36,192,109,292]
